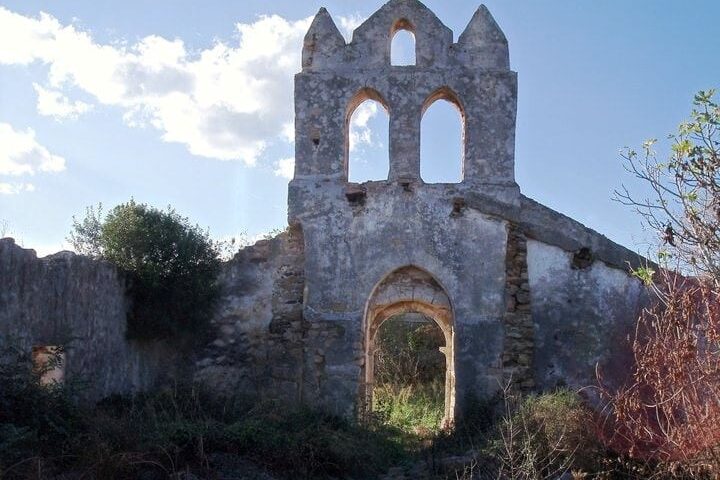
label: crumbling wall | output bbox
[0,238,174,401]
[194,225,308,400]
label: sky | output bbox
[0,0,719,257]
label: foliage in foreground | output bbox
[68,200,222,339]
[490,389,602,480]
[0,345,406,479]
[616,89,720,281]
[3,342,715,480]
[598,272,720,477]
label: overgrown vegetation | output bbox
[372,315,446,435]
[0,344,407,479]
[373,381,445,436]
[4,340,710,479]
[68,200,222,339]
[490,389,602,479]
[597,271,720,477]
[599,88,720,479]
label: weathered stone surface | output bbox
[194,226,307,401]
[456,5,509,69]
[0,238,175,400]
[284,0,646,420]
[527,240,646,400]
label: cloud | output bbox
[273,157,295,179]
[33,83,92,119]
[0,122,66,176]
[0,122,64,194]
[0,8,316,167]
[0,182,35,195]
[0,7,375,169]
[349,100,380,152]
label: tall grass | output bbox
[0,346,408,480]
[372,380,445,435]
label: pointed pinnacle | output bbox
[456,5,509,69]
[302,7,346,69]
[458,5,507,47]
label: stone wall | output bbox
[503,225,534,391]
[527,240,646,398]
[0,238,175,401]
[194,226,308,400]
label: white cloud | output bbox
[349,101,379,152]
[0,122,64,195]
[273,157,295,179]
[0,7,374,168]
[0,122,66,176]
[338,14,364,41]
[33,83,92,119]
[0,182,35,195]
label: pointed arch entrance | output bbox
[363,266,455,425]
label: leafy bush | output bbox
[69,200,222,339]
[0,345,83,474]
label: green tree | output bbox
[616,89,720,282]
[69,200,221,339]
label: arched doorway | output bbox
[363,266,455,426]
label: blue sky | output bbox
[0,0,719,256]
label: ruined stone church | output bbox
[0,0,645,423]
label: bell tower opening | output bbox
[390,22,416,66]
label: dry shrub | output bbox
[599,271,720,475]
[495,388,601,479]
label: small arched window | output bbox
[346,89,390,182]
[390,20,416,66]
[421,89,465,183]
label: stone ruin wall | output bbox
[193,213,646,412]
[0,218,644,411]
[194,226,307,401]
[0,237,175,401]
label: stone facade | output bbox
[1,0,648,422]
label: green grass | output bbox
[372,380,445,436]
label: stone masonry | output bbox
[0,238,175,400]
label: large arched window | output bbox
[346,88,390,183]
[421,88,464,183]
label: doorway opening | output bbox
[363,266,455,432]
[371,312,447,434]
